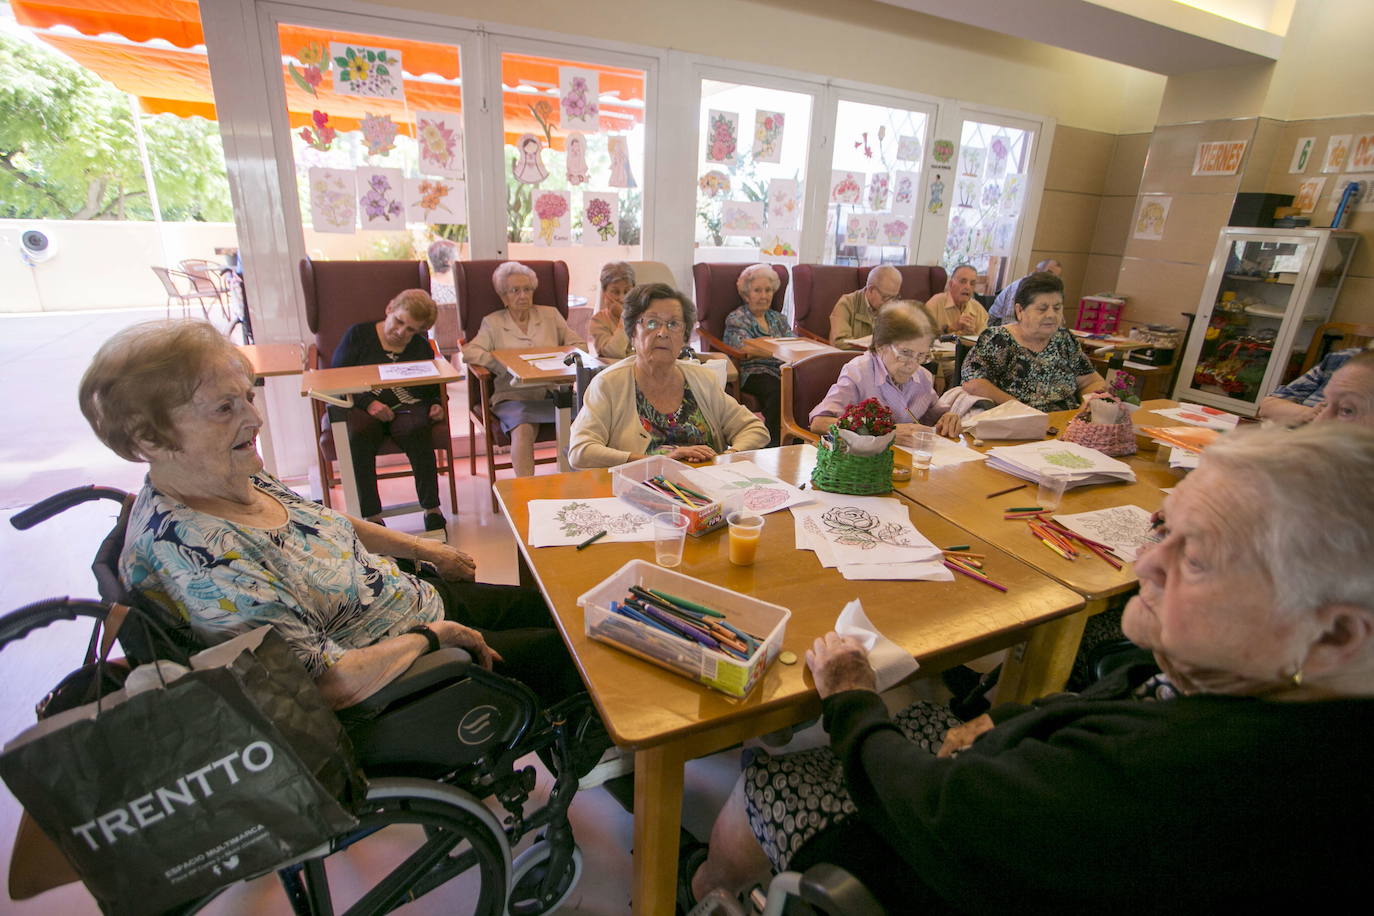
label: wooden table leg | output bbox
[632,743,685,915]
[996,597,1103,704]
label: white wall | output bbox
[0,220,239,312]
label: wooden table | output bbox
[237,343,305,477]
[300,358,463,517]
[889,399,1188,701]
[492,346,600,473]
[495,447,1084,914]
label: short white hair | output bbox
[1200,423,1374,616]
[865,265,900,289]
[736,263,780,296]
[493,261,537,295]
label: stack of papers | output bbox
[1052,506,1156,562]
[985,440,1136,488]
[791,492,951,581]
[1167,447,1200,470]
[771,339,835,362]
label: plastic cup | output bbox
[911,428,936,469]
[727,512,765,566]
[1036,469,1070,511]
[653,511,689,567]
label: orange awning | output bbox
[19,10,644,145]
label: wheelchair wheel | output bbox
[507,840,583,915]
[282,778,512,916]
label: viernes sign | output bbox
[1192,140,1248,176]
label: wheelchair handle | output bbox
[0,598,114,651]
[9,485,130,530]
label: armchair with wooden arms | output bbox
[791,265,949,345]
[780,350,864,445]
[454,259,570,508]
[1299,321,1374,374]
[298,257,459,516]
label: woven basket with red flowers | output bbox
[811,398,897,495]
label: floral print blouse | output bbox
[960,326,1094,412]
[723,305,792,384]
[636,385,718,453]
[120,473,442,677]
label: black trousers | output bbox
[344,407,440,518]
[742,373,782,447]
[421,573,584,708]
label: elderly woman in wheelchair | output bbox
[57,319,609,912]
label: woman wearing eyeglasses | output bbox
[810,301,962,443]
[568,283,769,469]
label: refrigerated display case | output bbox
[1174,227,1358,416]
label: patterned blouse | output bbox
[637,384,718,453]
[960,326,1095,412]
[120,473,442,677]
[723,305,792,384]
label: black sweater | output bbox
[330,322,440,413]
[822,677,1374,912]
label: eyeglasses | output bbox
[887,345,931,363]
[504,285,535,297]
[642,318,685,334]
[869,287,902,304]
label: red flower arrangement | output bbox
[836,398,896,437]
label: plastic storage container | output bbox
[577,560,790,698]
[611,455,726,537]
[1075,295,1125,334]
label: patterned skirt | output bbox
[743,699,961,871]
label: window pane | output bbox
[943,120,1033,291]
[695,80,812,267]
[825,99,928,267]
[501,52,646,303]
[278,25,469,265]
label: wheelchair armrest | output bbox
[698,330,746,365]
[798,863,885,915]
[343,647,473,717]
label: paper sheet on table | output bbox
[835,599,920,691]
[376,361,440,380]
[525,497,656,547]
[1151,405,1240,431]
[517,351,567,361]
[791,495,940,566]
[692,461,814,515]
[839,560,952,581]
[1167,447,1200,469]
[894,437,986,468]
[530,357,575,371]
[1051,505,1155,562]
[846,335,873,349]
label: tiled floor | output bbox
[0,308,752,914]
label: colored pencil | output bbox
[648,589,725,618]
[943,544,971,552]
[943,558,1008,592]
[985,483,1027,499]
[576,530,607,550]
[1006,507,1043,512]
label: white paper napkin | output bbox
[835,598,920,691]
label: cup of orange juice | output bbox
[727,512,764,566]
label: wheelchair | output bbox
[6,484,605,916]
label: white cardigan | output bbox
[568,356,769,468]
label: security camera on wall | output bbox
[20,229,56,265]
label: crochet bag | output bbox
[1058,394,1137,457]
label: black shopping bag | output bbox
[0,627,367,916]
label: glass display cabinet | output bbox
[1175,227,1358,416]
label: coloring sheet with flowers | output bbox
[830,170,864,204]
[414,110,464,178]
[559,68,601,132]
[705,110,740,165]
[766,179,800,229]
[791,492,942,568]
[720,200,764,236]
[752,110,785,163]
[581,191,620,246]
[532,190,572,246]
[357,167,405,229]
[330,44,403,99]
[308,167,355,233]
[405,177,465,224]
[692,461,813,516]
[892,170,919,216]
[526,498,655,547]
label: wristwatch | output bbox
[405,624,441,654]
